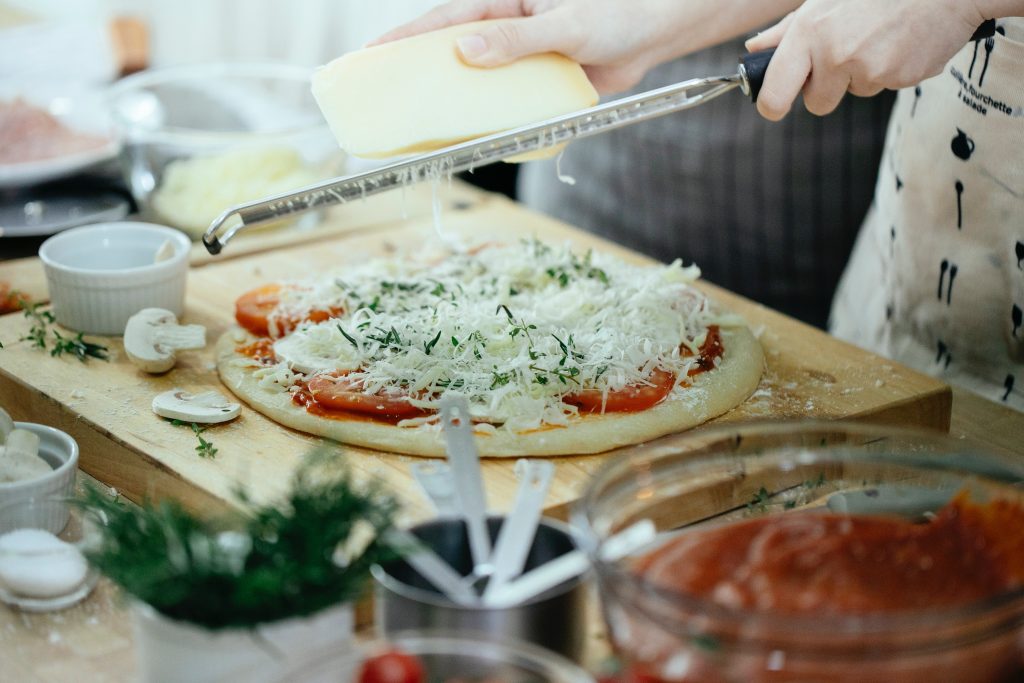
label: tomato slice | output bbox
[358,649,425,683]
[235,284,283,337]
[0,282,26,315]
[234,284,344,338]
[565,368,676,413]
[307,374,426,419]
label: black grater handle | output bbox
[739,48,775,103]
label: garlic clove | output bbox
[0,529,88,599]
[5,428,40,457]
[0,429,51,483]
[0,449,53,483]
[0,407,12,445]
[152,389,241,424]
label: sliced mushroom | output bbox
[124,308,206,374]
[152,389,240,424]
[0,407,13,445]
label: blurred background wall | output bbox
[2,0,444,73]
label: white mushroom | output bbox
[124,308,206,374]
[152,389,240,424]
[0,407,13,444]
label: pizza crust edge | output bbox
[216,326,764,458]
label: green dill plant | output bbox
[79,448,400,630]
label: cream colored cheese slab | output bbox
[312,20,599,159]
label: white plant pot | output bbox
[132,601,354,683]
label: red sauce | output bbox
[0,282,25,315]
[236,339,277,366]
[687,326,723,377]
[634,493,1024,615]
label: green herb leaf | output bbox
[747,486,772,513]
[50,331,109,362]
[336,324,359,348]
[423,330,442,356]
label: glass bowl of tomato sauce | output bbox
[574,421,1024,683]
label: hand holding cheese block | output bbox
[374,0,801,94]
[311,20,598,159]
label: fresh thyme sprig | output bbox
[77,448,400,630]
[192,423,218,458]
[51,331,110,362]
[21,302,54,349]
[18,302,108,362]
[167,418,218,459]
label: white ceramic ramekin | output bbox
[38,222,190,335]
[0,422,79,535]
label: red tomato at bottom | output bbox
[358,649,426,683]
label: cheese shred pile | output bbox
[260,240,742,432]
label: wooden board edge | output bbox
[0,369,232,515]
[847,384,953,433]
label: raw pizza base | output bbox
[216,326,764,458]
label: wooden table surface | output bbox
[4,385,1020,683]
[2,186,1022,682]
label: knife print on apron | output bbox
[831,19,1024,411]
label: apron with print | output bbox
[831,18,1024,411]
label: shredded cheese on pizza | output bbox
[260,240,744,432]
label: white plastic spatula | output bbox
[410,461,461,517]
[438,396,492,578]
[482,519,657,609]
[482,459,555,600]
[383,529,479,606]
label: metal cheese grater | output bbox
[201,50,774,254]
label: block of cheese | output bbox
[311,20,599,159]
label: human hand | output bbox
[371,0,690,93]
[746,0,984,120]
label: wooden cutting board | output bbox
[0,195,951,522]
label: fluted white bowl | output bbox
[38,222,190,335]
[0,422,79,534]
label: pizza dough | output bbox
[216,242,764,457]
[217,325,763,458]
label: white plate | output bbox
[0,82,120,189]
[0,192,130,238]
